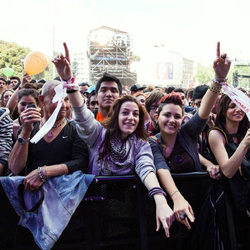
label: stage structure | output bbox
[88,26,137,86]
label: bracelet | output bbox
[214,74,227,81]
[37,166,47,182]
[212,78,227,85]
[148,187,166,199]
[43,166,48,180]
[209,85,222,94]
[170,190,180,198]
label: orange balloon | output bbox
[24,51,48,76]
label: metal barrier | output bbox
[0,172,210,250]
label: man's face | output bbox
[80,85,88,92]
[42,89,70,121]
[0,79,7,92]
[97,81,120,111]
[177,92,185,105]
[89,95,98,112]
[9,79,19,89]
[194,98,202,110]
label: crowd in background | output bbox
[0,42,250,250]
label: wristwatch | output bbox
[17,136,30,145]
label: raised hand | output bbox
[19,106,41,133]
[22,73,31,85]
[213,42,231,80]
[52,42,72,81]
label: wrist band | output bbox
[61,77,80,93]
[148,187,166,199]
[170,190,180,198]
[214,74,227,81]
[37,167,47,182]
[212,77,227,85]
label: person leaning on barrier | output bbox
[52,42,175,238]
[8,80,89,191]
[208,93,250,248]
[149,42,231,232]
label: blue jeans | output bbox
[0,171,95,250]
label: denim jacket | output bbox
[0,171,95,250]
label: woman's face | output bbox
[2,91,13,106]
[17,95,38,114]
[135,95,146,107]
[118,101,140,140]
[225,101,245,123]
[157,103,183,135]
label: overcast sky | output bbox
[1,0,249,65]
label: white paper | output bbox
[222,83,250,121]
[30,84,67,144]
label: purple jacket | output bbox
[72,104,156,182]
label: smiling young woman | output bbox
[149,42,231,248]
[208,94,250,248]
[52,42,176,238]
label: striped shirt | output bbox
[0,108,13,172]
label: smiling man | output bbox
[94,73,122,122]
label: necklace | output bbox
[41,118,66,138]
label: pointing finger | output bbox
[63,42,71,64]
[216,42,220,58]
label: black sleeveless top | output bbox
[208,126,250,221]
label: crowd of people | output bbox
[0,42,250,249]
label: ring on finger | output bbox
[179,213,187,220]
[28,115,33,119]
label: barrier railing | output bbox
[0,172,210,250]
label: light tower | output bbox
[88,26,137,86]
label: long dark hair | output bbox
[99,95,148,160]
[215,94,249,136]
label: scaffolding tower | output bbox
[88,26,137,86]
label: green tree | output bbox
[195,63,214,84]
[232,64,250,89]
[130,54,141,62]
[0,40,31,78]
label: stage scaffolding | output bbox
[88,26,137,86]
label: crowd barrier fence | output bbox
[0,172,211,250]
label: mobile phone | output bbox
[26,104,36,109]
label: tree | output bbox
[130,54,141,62]
[0,41,31,78]
[195,63,214,84]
